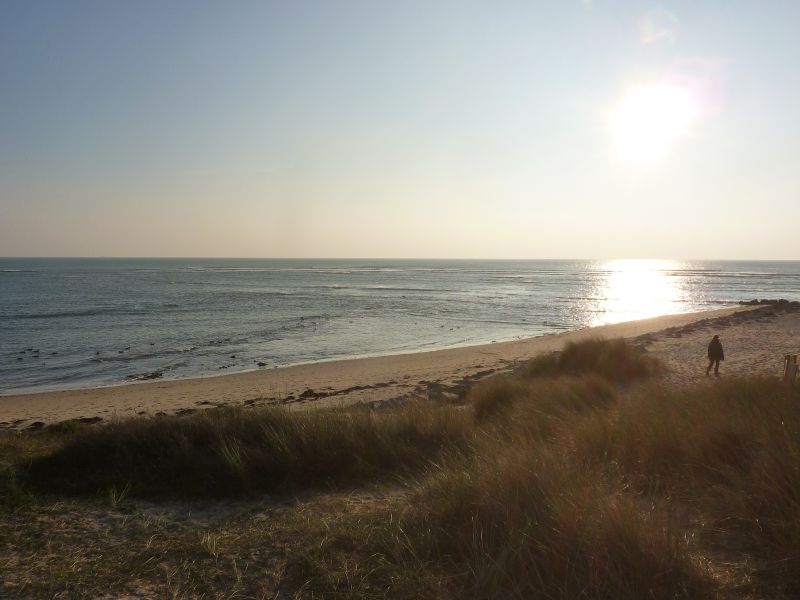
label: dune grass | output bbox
[521,336,662,382]
[24,401,472,498]
[6,338,800,598]
[400,447,709,599]
[287,341,800,598]
[471,373,616,424]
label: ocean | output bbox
[1,258,798,395]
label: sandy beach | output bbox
[1,304,798,430]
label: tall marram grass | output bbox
[289,343,800,598]
[381,349,710,599]
[26,401,471,498]
[567,377,800,593]
[402,443,710,599]
[471,373,616,425]
[386,375,800,598]
[521,337,661,382]
[16,338,800,598]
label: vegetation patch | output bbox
[5,340,800,598]
[24,402,471,498]
[521,337,662,382]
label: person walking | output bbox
[706,335,724,377]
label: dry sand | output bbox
[1,304,798,430]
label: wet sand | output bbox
[2,304,798,430]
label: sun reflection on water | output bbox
[593,259,684,325]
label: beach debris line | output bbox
[633,303,799,347]
[739,298,799,306]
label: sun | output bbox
[608,84,698,164]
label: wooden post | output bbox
[784,354,798,384]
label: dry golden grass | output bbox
[521,336,662,382]
[3,339,800,598]
[24,401,471,498]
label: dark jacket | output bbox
[708,339,724,361]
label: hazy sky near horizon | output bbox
[1,1,798,259]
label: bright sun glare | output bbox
[609,84,698,164]
[594,259,683,325]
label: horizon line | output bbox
[2,256,800,262]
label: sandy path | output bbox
[5,305,789,430]
[637,303,800,386]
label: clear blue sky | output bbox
[2,1,798,258]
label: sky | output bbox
[1,1,799,259]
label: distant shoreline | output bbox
[4,258,798,397]
[3,304,786,431]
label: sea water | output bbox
[1,258,799,395]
